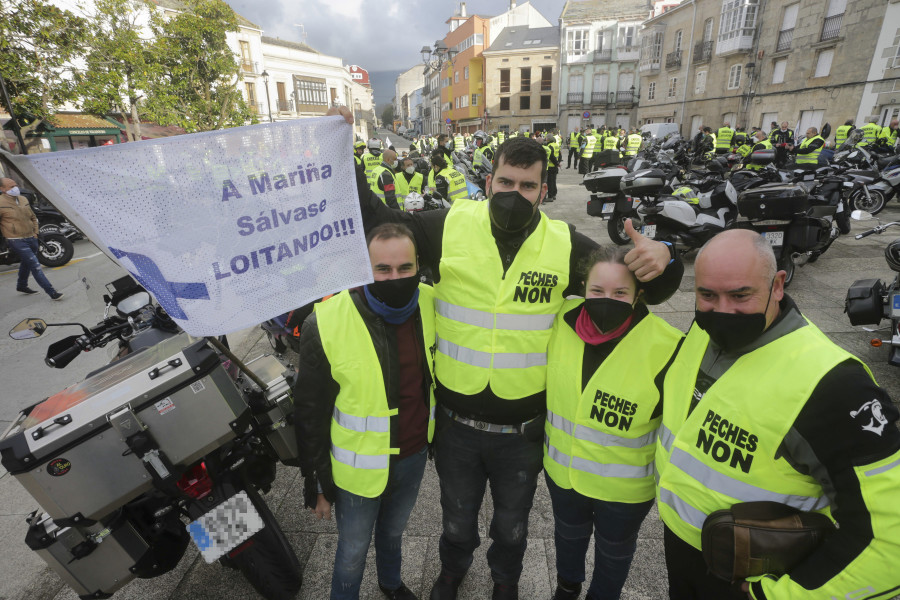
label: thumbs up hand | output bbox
[623,219,671,281]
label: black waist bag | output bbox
[701,501,836,582]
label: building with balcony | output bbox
[857,1,900,127]
[394,64,425,132]
[558,0,648,136]
[483,25,560,134]
[637,0,891,138]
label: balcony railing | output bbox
[566,92,583,104]
[276,99,292,112]
[639,55,661,73]
[693,40,713,64]
[617,46,639,60]
[591,92,607,103]
[666,50,682,69]
[594,49,612,62]
[776,28,793,52]
[616,90,634,104]
[821,13,843,41]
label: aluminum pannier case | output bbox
[0,333,251,523]
[242,354,300,466]
[737,183,809,221]
[583,166,628,193]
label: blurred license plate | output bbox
[764,231,784,246]
[187,491,264,563]
[602,202,615,214]
[642,224,657,238]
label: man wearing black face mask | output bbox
[656,229,900,600]
[330,98,683,600]
[294,223,436,600]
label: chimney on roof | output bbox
[460,2,466,17]
[510,1,517,8]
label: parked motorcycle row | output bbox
[584,128,900,288]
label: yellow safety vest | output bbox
[716,127,734,150]
[625,134,642,156]
[433,166,468,203]
[454,134,465,150]
[569,132,579,149]
[879,125,898,146]
[435,199,571,399]
[497,131,505,145]
[543,144,552,171]
[363,152,381,177]
[603,135,619,151]
[545,300,682,502]
[835,125,853,147]
[859,122,880,146]
[581,135,597,159]
[367,165,395,205]
[796,135,824,165]
[395,171,424,207]
[656,321,869,549]
[317,286,437,498]
[744,139,773,170]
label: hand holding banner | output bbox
[15,116,372,336]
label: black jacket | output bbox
[293,289,433,507]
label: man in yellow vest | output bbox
[364,138,383,178]
[656,229,900,600]
[716,121,734,154]
[859,118,881,147]
[427,150,468,204]
[367,149,401,209]
[567,129,581,170]
[295,223,437,600]
[742,130,773,170]
[354,140,366,167]
[625,128,643,158]
[395,157,424,208]
[342,117,682,598]
[579,127,597,175]
[835,119,854,148]
[879,118,899,148]
[794,126,826,169]
[453,131,465,152]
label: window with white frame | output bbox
[703,18,714,42]
[719,0,759,42]
[727,64,742,89]
[772,58,787,83]
[674,30,683,52]
[454,71,459,83]
[668,77,678,97]
[814,49,834,77]
[471,94,479,106]
[464,66,469,79]
[695,70,707,94]
[620,25,635,49]
[648,81,656,100]
[566,28,589,55]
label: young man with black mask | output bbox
[331,102,682,600]
[295,223,435,600]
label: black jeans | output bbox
[434,408,544,585]
[567,147,579,168]
[547,169,558,199]
[663,526,747,600]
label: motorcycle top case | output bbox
[748,149,775,165]
[738,183,809,221]
[0,333,250,523]
[583,167,628,193]
[620,168,667,196]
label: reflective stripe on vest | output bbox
[656,321,871,548]
[544,300,682,501]
[318,286,437,498]
[626,134,642,156]
[367,165,391,203]
[835,125,853,147]
[569,132,579,148]
[364,153,381,177]
[581,135,597,158]
[440,167,468,202]
[861,123,880,145]
[796,136,824,164]
[716,127,734,149]
[434,200,570,398]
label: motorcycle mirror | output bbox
[10,318,48,340]
[850,210,873,221]
[820,123,831,140]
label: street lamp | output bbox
[421,40,457,72]
[630,84,636,103]
[261,70,273,123]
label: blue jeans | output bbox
[331,447,427,600]
[545,473,653,600]
[7,237,56,295]
[434,408,544,585]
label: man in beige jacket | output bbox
[0,178,63,299]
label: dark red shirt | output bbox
[393,315,428,459]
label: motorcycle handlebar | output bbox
[46,339,84,368]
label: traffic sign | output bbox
[446,118,452,124]
[583,112,591,119]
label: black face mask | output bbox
[583,297,635,333]
[489,189,539,233]
[694,279,775,352]
[368,274,420,308]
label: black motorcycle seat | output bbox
[877,156,898,169]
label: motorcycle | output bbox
[0,229,75,268]
[845,211,900,367]
[1,275,303,599]
[583,166,641,245]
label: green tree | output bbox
[0,0,89,118]
[76,0,155,141]
[144,0,253,132]
[381,105,394,130]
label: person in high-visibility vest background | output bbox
[657,229,900,600]
[295,223,437,600]
[544,246,682,600]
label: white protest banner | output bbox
[13,116,372,336]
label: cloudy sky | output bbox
[227,0,564,73]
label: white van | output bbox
[640,123,680,140]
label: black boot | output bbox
[429,569,464,600]
[551,574,582,600]
[493,582,518,599]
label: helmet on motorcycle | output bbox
[404,191,425,212]
[885,239,900,272]
[367,138,382,151]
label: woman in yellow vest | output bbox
[544,244,682,600]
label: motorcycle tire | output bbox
[778,253,795,288]
[850,188,886,216]
[39,224,61,235]
[836,208,852,235]
[37,232,74,267]
[264,328,288,354]
[608,214,631,246]
[228,487,303,600]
